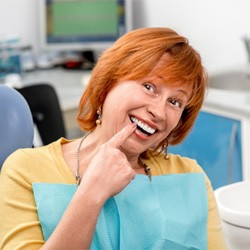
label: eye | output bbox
[143,83,155,93]
[169,98,183,108]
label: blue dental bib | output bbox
[33,173,208,249]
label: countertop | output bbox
[204,88,250,117]
[20,67,250,118]
[22,68,91,111]
[204,64,250,117]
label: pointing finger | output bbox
[106,123,136,148]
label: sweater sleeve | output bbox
[184,158,227,249]
[0,150,44,249]
[187,158,227,249]
[191,162,227,249]
[206,178,228,250]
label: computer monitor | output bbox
[39,0,133,53]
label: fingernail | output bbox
[130,123,136,129]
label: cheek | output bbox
[173,115,182,129]
[165,111,182,131]
[102,96,132,126]
[104,86,138,107]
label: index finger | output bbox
[105,123,136,148]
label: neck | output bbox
[90,128,142,167]
[76,130,152,184]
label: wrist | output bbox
[76,182,108,208]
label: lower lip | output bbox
[134,128,151,140]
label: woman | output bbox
[0,27,226,249]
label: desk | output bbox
[22,68,91,139]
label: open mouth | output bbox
[130,116,157,136]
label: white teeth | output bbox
[131,117,156,134]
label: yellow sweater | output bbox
[0,138,226,249]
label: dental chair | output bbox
[16,83,66,146]
[0,85,34,170]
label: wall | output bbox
[0,0,39,52]
[133,0,250,73]
[1,0,250,73]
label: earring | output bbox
[163,139,169,160]
[96,108,102,125]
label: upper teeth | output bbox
[131,117,156,134]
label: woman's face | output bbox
[100,69,192,157]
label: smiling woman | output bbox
[78,29,207,147]
[0,27,226,250]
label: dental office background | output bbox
[0,0,250,74]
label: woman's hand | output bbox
[42,126,137,250]
[79,123,137,201]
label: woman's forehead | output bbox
[147,52,194,90]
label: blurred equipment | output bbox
[39,0,133,54]
[0,34,22,79]
[243,36,250,63]
[4,73,23,88]
[20,45,36,71]
[62,50,95,70]
[0,85,34,169]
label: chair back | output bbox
[17,84,66,145]
[0,85,34,169]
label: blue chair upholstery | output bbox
[0,85,34,170]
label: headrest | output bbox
[0,85,34,168]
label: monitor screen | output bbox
[39,0,133,52]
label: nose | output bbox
[147,101,166,121]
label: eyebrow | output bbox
[173,88,191,102]
[177,88,190,97]
[152,73,191,99]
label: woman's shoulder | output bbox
[145,151,204,176]
[0,138,71,183]
[3,138,63,163]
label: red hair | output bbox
[77,27,207,147]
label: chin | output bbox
[121,141,146,156]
